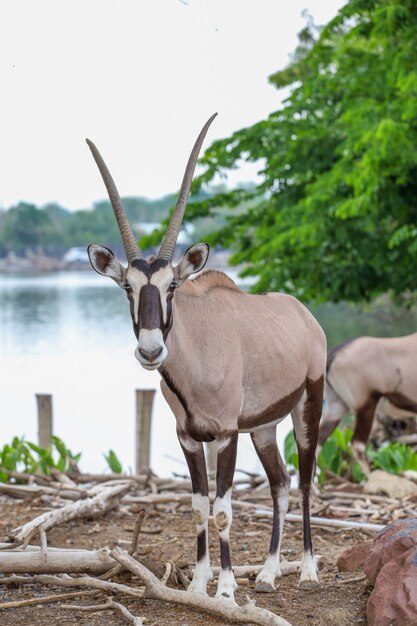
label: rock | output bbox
[363,469,417,498]
[337,540,373,572]
[364,518,417,583]
[366,546,417,626]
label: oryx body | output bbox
[319,333,417,473]
[86,114,326,600]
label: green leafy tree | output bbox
[148,0,417,303]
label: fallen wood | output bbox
[111,546,293,626]
[0,589,101,609]
[62,598,144,625]
[9,482,131,546]
[207,556,323,578]
[254,510,386,532]
[0,546,115,574]
[0,542,164,577]
[0,573,144,599]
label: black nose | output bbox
[138,346,163,362]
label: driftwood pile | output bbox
[0,468,413,625]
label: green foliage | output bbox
[174,0,417,303]
[368,442,417,474]
[284,427,366,484]
[103,449,123,474]
[284,426,417,483]
[0,436,81,481]
[284,428,299,470]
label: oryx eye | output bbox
[168,281,177,292]
[123,283,132,292]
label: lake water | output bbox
[1,271,416,476]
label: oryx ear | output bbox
[173,243,209,284]
[87,244,127,286]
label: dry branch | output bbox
[9,482,131,545]
[111,546,293,626]
[62,598,144,625]
[254,510,385,532]
[0,590,101,609]
[0,573,144,599]
[0,545,115,574]
[207,556,323,578]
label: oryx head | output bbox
[86,114,216,370]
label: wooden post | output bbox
[135,389,155,473]
[36,394,53,449]
[205,441,217,475]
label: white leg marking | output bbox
[178,435,201,454]
[188,493,213,595]
[217,568,237,602]
[213,488,237,601]
[291,391,309,450]
[255,489,289,592]
[299,551,319,589]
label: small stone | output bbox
[337,540,373,572]
[364,469,417,498]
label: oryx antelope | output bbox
[86,114,327,600]
[318,334,417,473]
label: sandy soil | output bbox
[0,497,372,626]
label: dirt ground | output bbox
[0,496,372,626]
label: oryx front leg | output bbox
[291,378,324,590]
[213,432,238,602]
[251,426,290,593]
[178,433,213,595]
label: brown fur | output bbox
[320,333,417,467]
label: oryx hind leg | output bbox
[251,425,290,593]
[318,382,349,449]
[291,376,324,590]
[351,393,381,476]
[178,432,213,595]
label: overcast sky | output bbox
[1,0,344,211]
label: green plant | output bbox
[284,427,366,484]
[284,426,417,484]
[0,436,38,481]
[0,436,81,482]
[368,442,417,474]
[103,449,123,474]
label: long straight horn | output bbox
[86,139,144,262]
[157,113,217,261]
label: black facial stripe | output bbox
[127,259,175,340]
[163,291,174,340]
[138,284,164,330]
[131,257,170,276]
[127,291,139,339]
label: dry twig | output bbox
[61,598,144,625]
[111,546,293,626]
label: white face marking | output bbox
[126,268,148,325]
[135,328,168,370]
[150,265,174,325]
